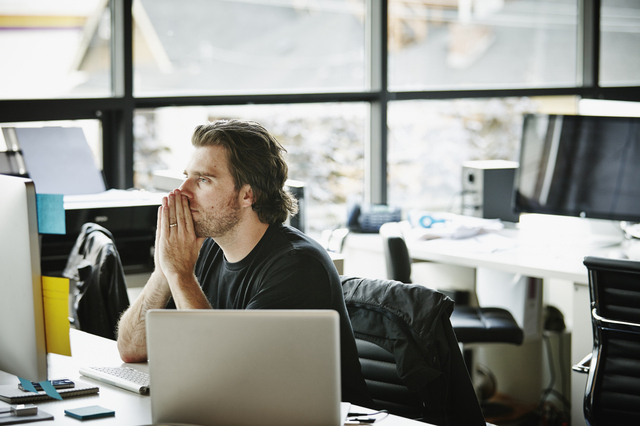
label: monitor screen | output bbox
[0,175,48,381]
[513,114,640,223]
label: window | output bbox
[134,103,366,233]
[0,0,112,99]
[388,97,533,212]
[387,96,578,213]
[600,0,640,87]
[388,0,578,90]
[134,0,366,96]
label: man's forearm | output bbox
[166,272,212,310]
[116,271,171,362]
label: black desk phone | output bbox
[347,203,402,233]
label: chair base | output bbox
[481,400,514,419]
[482,393,538,426]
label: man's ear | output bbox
[239,184,254,207]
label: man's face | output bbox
[179,145,243,238]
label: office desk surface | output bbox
[0,330,430,426]
[0,329,150,425]
[342,224,626,285]
[406,228,594,284]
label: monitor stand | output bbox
[518,214,626,251]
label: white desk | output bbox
[406,227,592,284]
[0,330,429,426]
[0,330,151,425]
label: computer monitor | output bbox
[0,175,48,381]
[513,113,640,223]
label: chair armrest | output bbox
[572,353,592,374]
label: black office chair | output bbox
[378,222,523,354]
[63,223,130,340]
[571,256,640,426]
[341,276,486,426]
[378,221,523,418]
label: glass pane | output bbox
[387,97,576,213]
[134,0,366,96]
[134,103,366,235]
[600,0,640,87]
[0,1,111,99]
[389,0,578,90]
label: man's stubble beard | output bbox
[192,193,242,239]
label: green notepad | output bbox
[64,406,114,420]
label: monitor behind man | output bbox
[0,175,48,382]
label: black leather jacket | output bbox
[63,223,130,340]
[341,276,485,426]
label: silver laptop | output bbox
[146,309,344,426]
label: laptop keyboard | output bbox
[79,366,150,395]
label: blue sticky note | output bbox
[36,193,65,235]
[39,380,63,400]
[65,405,115,420]
[18,377,39,393]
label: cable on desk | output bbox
[347,409,388,417]
[0,404,38,417]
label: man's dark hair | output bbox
[191,119,298,225]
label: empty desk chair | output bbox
[379,221,480,302]
[572,256,640,426]
[378,222,523,361]
[342,276,486,426]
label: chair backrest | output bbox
[378,222,473,305]
[63,223,130,340]
[582,256,640,426]
[341,276,485,426]
[379,222,412,283]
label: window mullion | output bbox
[366,0,388,205]
[578,0,601,92]
[105,0,134,189]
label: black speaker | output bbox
[286,179,305,233]
[461,160,519,223]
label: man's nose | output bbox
[177,179,191,196]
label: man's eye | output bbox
[199,177,208,183]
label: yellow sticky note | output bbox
[42,276,71,356]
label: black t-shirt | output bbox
[171,223,371,406]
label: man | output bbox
[117,119,371,406]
